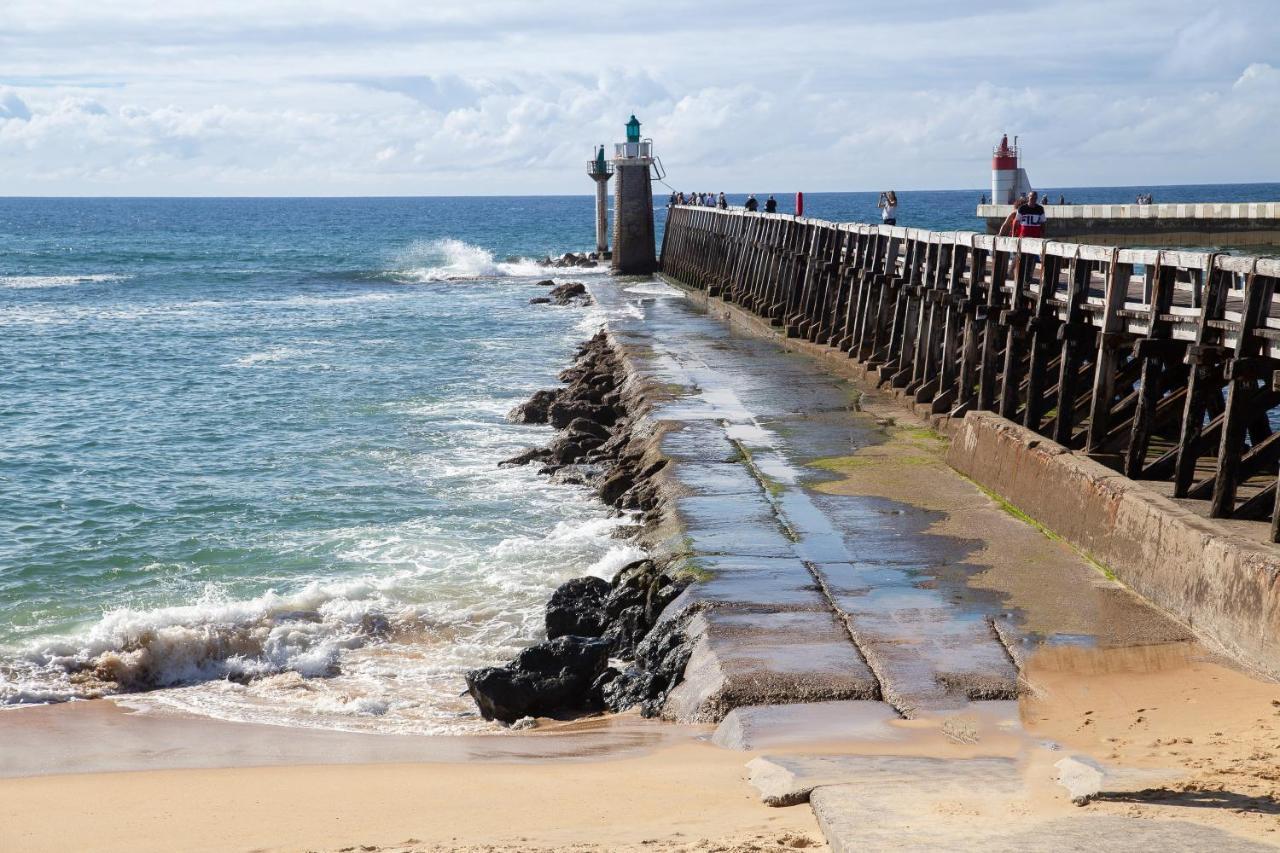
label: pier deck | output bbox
[590,278,1268,851]
[658,204,1280,679]
[977,201,1280,246]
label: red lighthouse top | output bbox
[992,134,1018,170]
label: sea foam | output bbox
[0,273,131,289]
[389,238,552,282]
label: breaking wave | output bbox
[1,273,131,289]
[387,238,550,282]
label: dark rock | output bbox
[599,470,635,505]
[529,297,552,305]
[549,401,619,429]
[603,604,649,656]
[499,447,552,467]
[600,618,694,716]
[546,576,611,639]
[549,463,607,487]
[601,667,663,713]
[536,279,555,287]
[464,635,610,723]
[566,417,612,442]
[507,389,558,424]
[549,281,589,305]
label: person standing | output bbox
[880,190,901,225]
[764,195,777,213]
[717,192,727,209]
[745,194,759,212]
[998,191,1046,238]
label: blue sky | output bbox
[1,0,1277,195]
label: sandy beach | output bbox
[3,638,1279,852]
[0,703,822,853]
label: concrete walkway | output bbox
[589,278,1272,851]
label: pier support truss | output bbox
[660,206,1280,542]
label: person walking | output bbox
[878,191,898,226]
[717,192,727,209]
[764,195,778,213]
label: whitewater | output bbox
[0,196,639,733]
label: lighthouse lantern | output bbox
[625,115,641,143]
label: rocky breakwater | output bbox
[466,330,692,724]
[528,280,591,307]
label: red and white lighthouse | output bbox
[991,134,1033,205]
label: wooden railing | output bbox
[659,205,1280,541]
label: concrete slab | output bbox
[748,754,1018,807]
[677,554,829,611]
[662,609,879,724]
[712,701,903,751]
[810,781,1275,852]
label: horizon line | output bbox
[2,180,1280,202]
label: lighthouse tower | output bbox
[991,134,1033,205]
[587,145,613,256]
[611,115,657,275]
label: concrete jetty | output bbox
[977,201,1280,247]
[659,205,1280,679]
[588,277,1268,851]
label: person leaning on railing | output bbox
[997,191,1045,239]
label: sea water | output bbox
[3,188,1276,734]
[0,196,647,733]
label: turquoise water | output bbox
[3,187,1275,732]
[0,197,646,731]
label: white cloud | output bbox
[0,1,1277,194]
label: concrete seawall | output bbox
[977,201,1280,246]
[948,412,1280,678]
[659,204,1280,677]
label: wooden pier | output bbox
[660,205,1280,542]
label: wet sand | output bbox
[0,701,823,852]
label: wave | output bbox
[0,577,401,706]
[0,507,646,733]
[1,273,131,289]
[386,238,552,283]
[230,346,311,367]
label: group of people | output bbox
[665,189,894,224]
[743,194,779,213]
[670,191,727,209]
[1136,193,1156,205]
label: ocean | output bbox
[2,187,1276,733]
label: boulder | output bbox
[550,281,589,305]
[599,469,635,505]
[548,401,619,429]
[546,576,611,639]
[600,619,694,715]
[536,279,555,287]
[465,635,610,723]
[549,463,607,487]
[507,389,558,424]
[529,297,552,305]
[565,417,612,442]
[499,447,552,467]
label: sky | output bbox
[1,0,1278,196]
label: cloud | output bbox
[0,1,1277,194]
